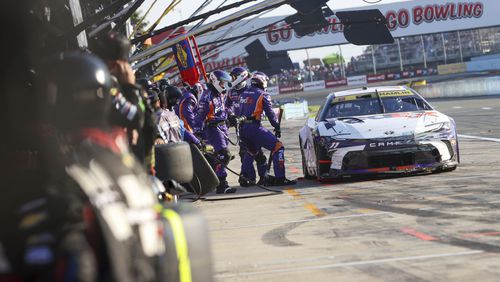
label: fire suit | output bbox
[227,86,267,182]
[194,85,230,178]
[174,90,197,133]
[239,85,286,179]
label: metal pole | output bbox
[421,35,427,69]
[371,45,377,74]
[305,48,313,82]
[191,36,208,82]
[338,45,345,78]
[441,32,447,64]
[457,30,464,62]
[397,38,403,72]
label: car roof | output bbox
[327,86,410,99]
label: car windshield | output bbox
[322,89,432,119]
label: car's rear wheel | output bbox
[300,136,315,180]
[435,165,457,173]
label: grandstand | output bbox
[348,26,500,75]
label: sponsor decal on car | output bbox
[378,90,413,97]
[368,140,415,148]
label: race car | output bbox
[299,86,459,181]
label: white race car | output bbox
[299,86,459,181]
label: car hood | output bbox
[317,111,451,139]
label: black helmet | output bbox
[137,78,153,90]
[157,78,170,91]
[164,85,182,109]
[41,51,112,131]
[92,32,131,61]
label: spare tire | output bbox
[155,142,193,184]
[188,144,219,196]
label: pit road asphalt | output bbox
[195,95,500,282]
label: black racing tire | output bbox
[434,164,458,174]
[160,203,214,282]
[440,165,458,173]
[299,136,316,180]
[315,141,331,181]
[155,142,193,183]
[189,144,219,196]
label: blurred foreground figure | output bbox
[92,32,160,173]
[2,51,167,281]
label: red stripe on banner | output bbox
[318,160,332,164]
[401,227,437,241]
[325,78,348,88]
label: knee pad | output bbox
[255,150,267,165]
[218,148,232,166]
[272,142,284,154]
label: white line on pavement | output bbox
[216,250,484,278]
[210,212,388,231]
[458,134,500,143]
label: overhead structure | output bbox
[130,0,396,80]
[337,9,394,45]
[129,0,290,63]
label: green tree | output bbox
[130,10,149,35]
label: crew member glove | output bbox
[274,125,281,138]
[228,115,238,127]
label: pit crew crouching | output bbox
[238,72,296,186]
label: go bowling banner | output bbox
[172,38,200,86]
[196,0,500,61]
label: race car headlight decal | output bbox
[422,122,451,133]
[319,137,329,148]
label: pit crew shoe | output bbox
[256,178,266,186]
[273,178,297,186]
[238,177,255,187]
[216,180,237,194]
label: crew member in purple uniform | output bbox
[194,70,236,194]
[174,82,202,133]
[238,72,296,186]
[228,67,268,186]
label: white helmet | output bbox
[230,67,250,90]
[209,70,232,94]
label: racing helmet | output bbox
[137,78,153,90]
[188,82,205,97]
[250,71,269,90]
[209,70,232,94]
[157,78,170,92]
[230,67,250,90]
[385,97,404,112]
[42,51,112,131]
[165,85,183,109]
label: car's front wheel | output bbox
[300,136,316,180]
[315,141,332,181]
